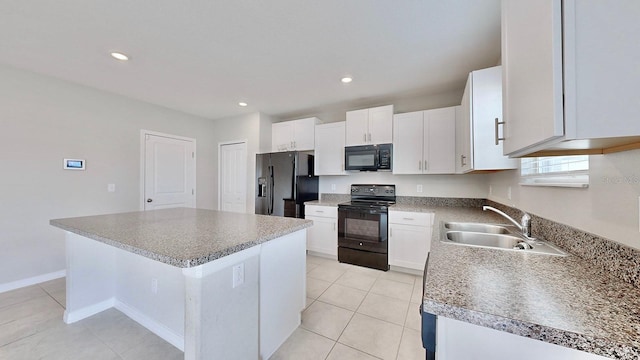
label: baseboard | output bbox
[0,269,66,294]
[64,298,115,324]
[115,300,184,351]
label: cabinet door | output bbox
[501,0,564,155]
[306,215,337,257]
[368,105,394,144]
[472,67,518,170]
[392,111,424,174]
[293,118,316,151]
[345,109,369,146]
[388,223,431,270]
[272,122,294,152]
[314,122,346,175]
[424,107,455,174]
[456,75,472,173]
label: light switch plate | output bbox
[417,184,423,193]
[107,184,115,192]
[507,186,512,200]
[232,263,244,288]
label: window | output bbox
[520,155,589,188]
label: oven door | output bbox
[344,146,379,171]
[338,206,388,253]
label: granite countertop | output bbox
[304,199,341,207]
[51,208,312,268]
[422,206,640,359]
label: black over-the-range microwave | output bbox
[344,143,392,171]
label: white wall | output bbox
[210,112,272,213]
[0,65,218,286]
[320,173,489,198]
[275,88,464,124]
[488,150,640,250]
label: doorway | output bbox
[219,141,247,213]
[140,130,196,210]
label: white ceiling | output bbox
[0,0,501,121]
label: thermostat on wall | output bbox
[64,159,85,170]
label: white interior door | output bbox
[143,132,196,210]
[220,142,247,213]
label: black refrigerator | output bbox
[255,152,319,218]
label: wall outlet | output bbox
[417,184,423,193]
[107,183,116,192]
[507,186,512,200]
[331,183,336,191]
[232,263,244,288]
[151,278,158,294]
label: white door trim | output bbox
[140,129,197,211]
[217,139,248,212]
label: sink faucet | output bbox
[482,206,532,238]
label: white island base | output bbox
[63,229,307,360]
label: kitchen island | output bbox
[50,207,312,360]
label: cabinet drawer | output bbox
[305,205,337,218]
[389,211,433,226]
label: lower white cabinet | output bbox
[436,317,609,360]
[305,205,337,257]
[388,211,433,270]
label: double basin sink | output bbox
[441,222,566,256]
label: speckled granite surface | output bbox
[423,206,640,359]
[485,200,640,290]
[50,208,312,268]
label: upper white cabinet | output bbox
[456,66,518,173]
[501,0,640,157]
[314,122,347,175]
[272,117,319,152]
[393,106,456,174]
[345,105,394,146]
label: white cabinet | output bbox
[305,205,338,257]
[388,211,433,271]
[456,66,517,173]
[314,122,347,175]
[393,107,456,174]
[436,316,609,360]
[501,0,640,157]
[345,105,394,146]
[272,117,319,152]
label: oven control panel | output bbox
[350,184,396,199]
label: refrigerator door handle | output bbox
[269,165,274,215]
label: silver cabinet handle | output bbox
[403,217,415,220]
[390,228,392,237]
[316,210,324,213]
[424,160,428,171]
[368,133,372,142]
[460,155,467,167]
[363,133,367,142]
[419,160,422,170]
[333,222,336,231]
[495,118,505,145]
[294,141,296,148]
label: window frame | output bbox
[519,155,589,188]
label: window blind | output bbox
[520,155,589,188]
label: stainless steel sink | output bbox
[440,222,566,256]
[444,222,511,234]
[446,231,531,249]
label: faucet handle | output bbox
[521,213,531,237]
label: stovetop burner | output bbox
[338,184,396,209]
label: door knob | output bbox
[147,198,153,203]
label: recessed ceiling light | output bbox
[110,52,129,61]
[341,77,353,83]
[238,102,248,107]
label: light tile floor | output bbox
[271,255,425,360]
[0,255,425,360]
